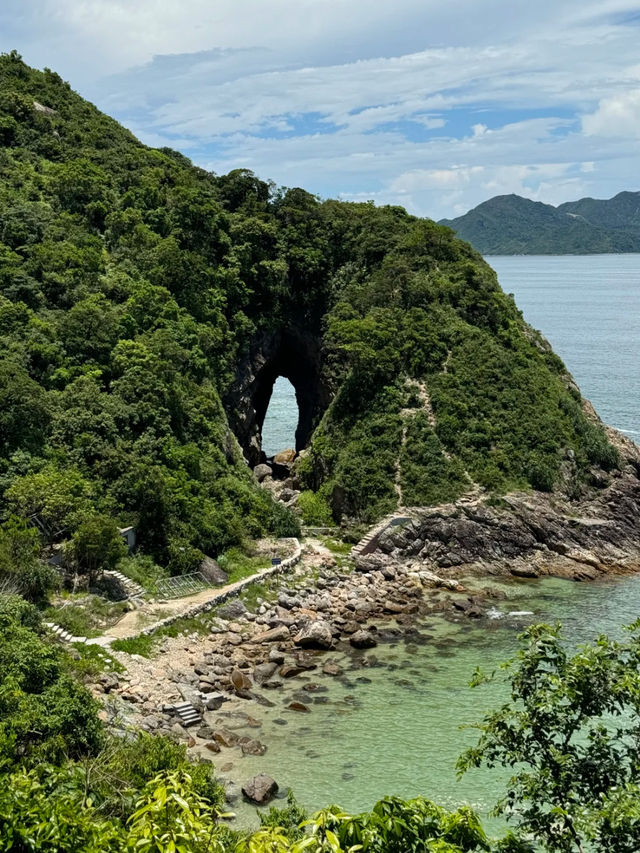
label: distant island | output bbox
[439,191,640,255]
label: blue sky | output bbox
[2,0,640,219]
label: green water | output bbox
[238,254,640,822]
[227,574,640,823]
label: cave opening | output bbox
[226,326,329,469]
[260,376,298,458]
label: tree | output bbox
[458,622,640,852]
[67,515,127,584]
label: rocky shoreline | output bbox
[98,540,502,807]
[95,428,640,810]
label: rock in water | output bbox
[350,630,378,649]
[242,774,279,805]
[230,669,252,692]
[293,620,334,650]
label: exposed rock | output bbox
[254,463,273,483]
[199,556,228,585]
[214,728,239,748]
[253,662,278,683]
[287,701,310,713]
[322,661,343,676]
[279,663,306,679]
[204,741,221,754]
[274,449,296,465]
[242,774,279,805]
[230,669,252,692]
[218,600,248,620]
[350,630,378,649]
[241,738,267,756]
[253,625,291,643]
[293,620,334,650]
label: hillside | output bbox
[0,51,622,584]
[439,191,640,254]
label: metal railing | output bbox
[155,572,212,600]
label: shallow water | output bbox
[239,254,640,823]
[231,574,640,824]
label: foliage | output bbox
[66,514,127,582]
[0,594,103,765]
[0,51,618,566]
[458,622,640,852]
[297,490,334,526]
[0,515,57,602]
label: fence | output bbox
[155,572,212,599]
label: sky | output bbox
[2,0,640,220]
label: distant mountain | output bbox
[439,191,640,254]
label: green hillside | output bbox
[0,51,619,582]
[440,191,640,254]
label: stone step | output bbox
[173,701,202,727]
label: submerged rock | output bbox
[350,630,378,649]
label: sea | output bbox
[250,254,640,824]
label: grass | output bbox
[45,594,130,638]
[320,536,353,556]
[111,634,155,657]
[68,642,125,677]
[217,546,273,584]
[111,609,216,658]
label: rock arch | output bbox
[225,325,330,467]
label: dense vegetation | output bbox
[439,192,640,254]
[0,50,618,582]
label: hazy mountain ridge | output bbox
[439,191,640,254]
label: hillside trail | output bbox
[104,536,317,641]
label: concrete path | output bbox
[102,538,302,643]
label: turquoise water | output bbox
[262,376,298,457]
[240,254,640,822]
[235,575,640,823]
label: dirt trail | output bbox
[105,539,302,641]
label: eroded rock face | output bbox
[225,326,330,467]
[373,455,640,579]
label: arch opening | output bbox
[226,326,329,469]
[260,377,298,458]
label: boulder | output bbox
[230,669,252,692]
[214,728,239,748]
[252,625,291,643]
[242,774,279,805]
[199,556,228,585]
[293,620,334,650]
[273,449,296,465]
[287,701,310,713]
[253,463,273,483]
[350,630,378,649]
[253,662,278,683]
[218,600,248,620]
[279,663,306,679]
[241,738,267,756]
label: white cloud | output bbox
[2,0,640,217]
[583,89,640,137]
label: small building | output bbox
[118,526,136,552]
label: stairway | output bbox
[44,621,86,644]
[104,570,145,602]
[173,701,202,728]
